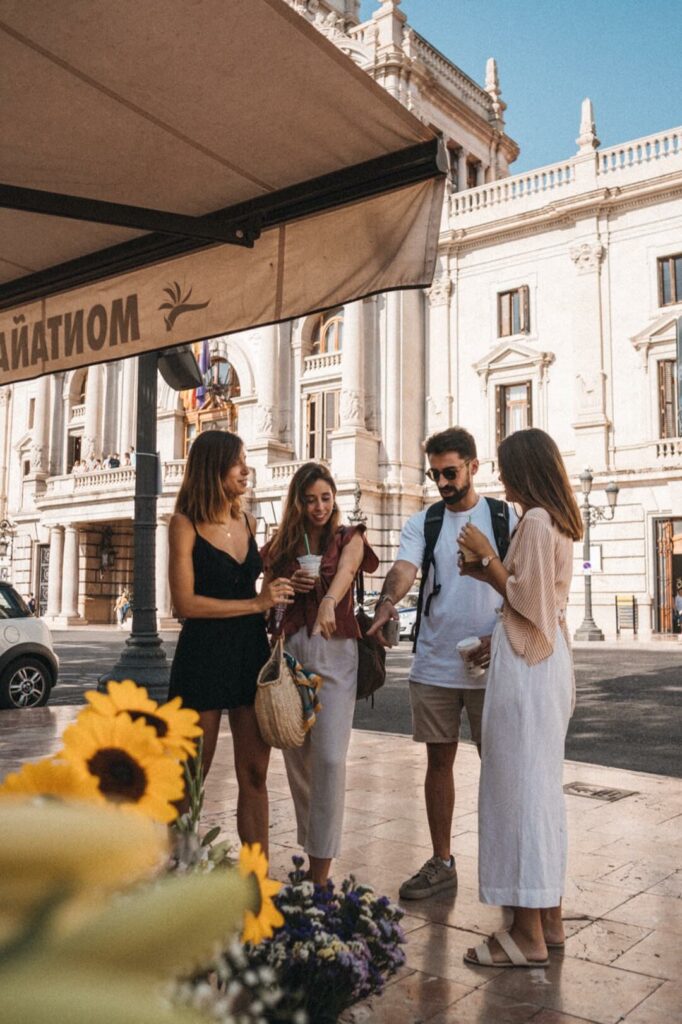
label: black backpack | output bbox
[412,497,511,651]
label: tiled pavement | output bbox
[2,708,681,1024]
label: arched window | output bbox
[311,307,344,355]
[181,354,241,456]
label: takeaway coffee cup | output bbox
[456,636,486,678]
[297,554,322,578]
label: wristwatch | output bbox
[377,594,394,607]
[481,554,499,569]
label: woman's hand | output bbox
[257,577,295,612]
[312,596,337,639]
[458,523,496,559]
[290,568,318,594]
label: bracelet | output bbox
[321,595,337,608]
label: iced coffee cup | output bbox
[297,554,322,579]
[456,636,486,678]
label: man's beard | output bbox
[440,478,471,506]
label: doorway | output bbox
[654,517,682,633]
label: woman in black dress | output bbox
[168,430,293,853]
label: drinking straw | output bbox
[304,532,311,555]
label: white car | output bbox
[0,583,59,708]
[397,590,420,642]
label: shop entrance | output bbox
[654,518,682,633]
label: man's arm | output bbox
[366,559,418,643]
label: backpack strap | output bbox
[412,500,446,652]
[484,497,511,561]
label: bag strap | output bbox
[412,500,446,652]
[485,496,511,561]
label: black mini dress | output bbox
[168,518,270,712]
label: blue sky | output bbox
[359,1,682,172]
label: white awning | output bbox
[0,0,445,384]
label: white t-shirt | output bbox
[397,496,517,690]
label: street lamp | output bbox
[574,468,619,641]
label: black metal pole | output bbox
[574,495,604,641]
[99,352,169,698]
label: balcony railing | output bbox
[303,351,342,374]
[449,125,682,227]
[656,438,682,460]
[70,403,85,422]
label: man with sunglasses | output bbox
[368,426,516,899]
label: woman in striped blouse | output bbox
[457,428,582,969]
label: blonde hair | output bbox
[267,462,340,575]
[175,430,243,524]
[498,428,583,541]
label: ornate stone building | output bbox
[1,0,681,637]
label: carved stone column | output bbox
[339,301,364,428]
[29,376,51,490]
[155,516,174,626]
[45,525,65,621]
[383,290,402,482]
[457,149,468,192]
[426,274,453,436]
[569,240,610,468]
[250,324,291,482]
[119,357,137,456]
[83,364,104,460]
[331,300,378,483]
[57,525,81,624]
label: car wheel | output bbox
[0,657,52,709]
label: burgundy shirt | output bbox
[261,525,379,639]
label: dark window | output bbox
[67,434,82,473]
[658,254,682,306]
[658,359,679,438]
[495,382,533,446]
[466,161,479,190]
[498,286,530,337]
[306,390,340,459]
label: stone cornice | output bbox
[441,171,682,253]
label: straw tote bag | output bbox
[255,636,305,749]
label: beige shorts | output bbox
[409,681,485,745]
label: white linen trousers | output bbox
[478,617,573,908]
[283,627,358,859]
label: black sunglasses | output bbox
[425,461,470,483]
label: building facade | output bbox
[1,0,681,638]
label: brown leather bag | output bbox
[355,571,386,701]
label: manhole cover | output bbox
[563,782,638,802]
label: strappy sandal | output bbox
[463,929,549,968]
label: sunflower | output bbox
[85,681,202,758]
[238,842,283,944]
[62,712,184,824]
[0,757,103,802]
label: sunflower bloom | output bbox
[0,758,103,802]
[85,681,202,758]
[238,842,284,944]
[62,712,184,823]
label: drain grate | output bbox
[563,781,638,802]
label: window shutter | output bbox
[521,285,530,333]
[495,385,504,447]
[498,294,510,337]
[525,381,533,427]
[659,360,677,438]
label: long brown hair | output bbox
[175,430,243,523]
[267,462,341,575]
[498,428,583,541]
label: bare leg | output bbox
[541,901,565,945]
[229,705,271,857]
[177,709,221,815]
[309,856,332,885]
[425,742,458,860]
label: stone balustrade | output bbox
[163,460,186,483]
[449,125,682,228]
[303,351,342,374]
[655,438,682,461]
[270,460,305,482]
[69,403,85,422]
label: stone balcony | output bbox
[302,351,342,377]
[36,461,189,513]
[448,125,682,230]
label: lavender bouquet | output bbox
[182,857,406,1024]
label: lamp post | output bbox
[574,469,619,641]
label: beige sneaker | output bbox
[399,855,458,899]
